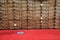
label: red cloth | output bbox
[0,29,60,40]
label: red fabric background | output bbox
[0,29,60,40]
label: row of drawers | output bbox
[0,19,60,29]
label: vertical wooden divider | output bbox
[27,0,33,29]
[34,0,41,28]
[55,0,60,28]
[21,0,27,29]
[48,0,55,28]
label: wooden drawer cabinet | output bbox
[0,0,60,29]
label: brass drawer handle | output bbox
[14,23,17,26]
[41,3,44,6]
